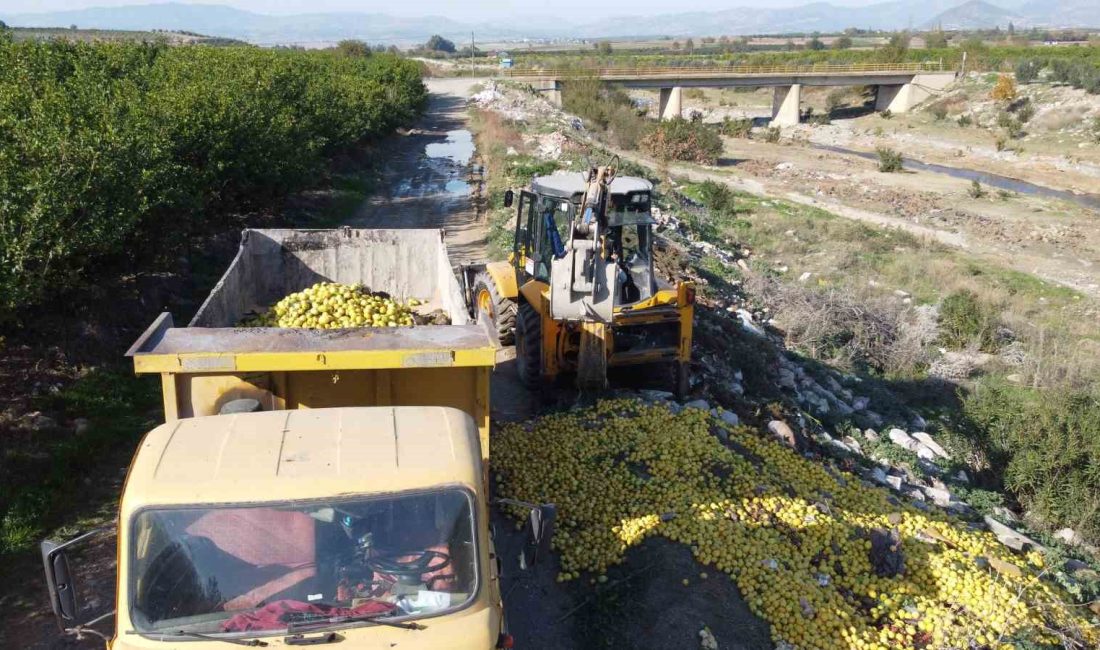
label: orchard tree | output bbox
[336,39,371,57]
[925,30,948,48]
[832,35,853,50]
[425,34,456,53]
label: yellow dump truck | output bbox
[40,228,554,649]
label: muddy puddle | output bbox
[812,143,1100,212]
[393,129,474,199]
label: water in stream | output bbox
[812,143,1100,212]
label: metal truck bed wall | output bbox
[192,228,470,327]
[128,228,496,464]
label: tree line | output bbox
[0,36,426,322]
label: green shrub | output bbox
[640,117,723,164]
[1014,58,1044,84]
[957,377,1100,544]
[968,179,986,199]
[957,115,973,127]
[928,102,949,121]
[1014,101,1035,123]
[762,126,781,143]
[876,147,903,172]
[697,180,738,217]
[718,116,752,138]
[1049,59,1100,94]
[938,289,998,350]
[880,109,893,120]
[825,88,848,112]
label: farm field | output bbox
[4,13,1100,650]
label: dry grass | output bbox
[745,275,935,376]
[681,183,1099,389]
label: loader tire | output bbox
[473,272,517,345]
[514,302,542,390]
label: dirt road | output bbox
[350,77,489,265]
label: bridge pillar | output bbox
[770,84,801,127]
[658,87,683,120]
[876,73,956,114]
[535,79,562,107]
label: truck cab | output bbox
[42,407,552,648]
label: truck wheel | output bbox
[514,302,542,389]
[473,272,517,345]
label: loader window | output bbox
[129,489,478,638]
[535,197,568,281]
[514,191,537,270]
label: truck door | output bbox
[514,191,538,279]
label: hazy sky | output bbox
[4,0,892,20]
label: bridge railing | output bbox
[503,61,946,78]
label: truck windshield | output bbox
[128,489,477,636]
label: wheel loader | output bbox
[466,163,694,397]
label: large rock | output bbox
[912,432,950,460]
[768,420,799,449]
[19,411,58,431]
[776,368,798,390]
[683,399,711,411]
[1054,528,1084,547]
[737,309,766,337]
[984,516,1045,552]
[72,417,92,436]
[887,428,920,451]
[922,486,953,507]
[718,410,740,427]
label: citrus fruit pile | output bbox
[494,399,1098,650]
[244,282,420,328]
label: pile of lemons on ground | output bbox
[243,282,420,328]
[494,399,1099,650]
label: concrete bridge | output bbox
[503,63,956,126]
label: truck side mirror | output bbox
[42,540,77,622]
[41,528,114,637]
[521,504,556,569]
[503,190,514,208]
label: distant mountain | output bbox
[2,1,1098,44]
[1019,0,1100,28]
[0,3,497,45]
[923,0,1024,30]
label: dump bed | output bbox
[189,228,471,328]
[128,228,496,460]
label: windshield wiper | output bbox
[127,629,269,646]
[286,612,426,634]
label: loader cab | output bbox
[517,172,657,306]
